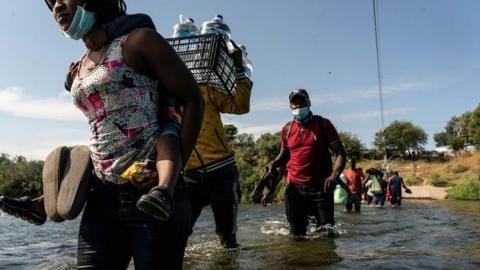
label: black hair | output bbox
[44,0,127,26]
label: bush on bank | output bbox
[447,179,480,200]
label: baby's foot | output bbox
[136,186,172,221]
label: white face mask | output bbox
[61,6,96,40]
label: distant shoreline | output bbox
[403,185,447,200]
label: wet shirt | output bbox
[343,169,364,195]
[70,35,160,183]
[280,116,340,187]
[390,176,404,196]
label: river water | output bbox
[1,200,479,269]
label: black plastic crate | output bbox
[166,33,237,95]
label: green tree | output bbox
[449,136,466,152]
[255,132,281,166]
[232,133,258,201]
[433,109,480,149]
[468,103,480,145]
[223,124,238,143]
[339,132,365,160]
[373,121,428,158]
[0,154,43,197]
[434,132,449,147]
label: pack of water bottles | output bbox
[166,14,253,95]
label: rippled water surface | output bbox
[1,200,479,269]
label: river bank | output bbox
[358,152,480,200]
[403,185,447,200]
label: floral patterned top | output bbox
[70,35,160,184]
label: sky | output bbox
[0,0,479,160]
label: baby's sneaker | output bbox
[136,186,172,221]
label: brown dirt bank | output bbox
[403,185,447,200]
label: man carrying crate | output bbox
[183,50,252,248]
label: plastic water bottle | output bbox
[172,14,199,38]
[200,14,232,44]
[239,44,253,78]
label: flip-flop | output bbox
[250,170,278,204]
[43,146,70,222]
[57,145,93,220]
[0,196,46,225]
[250,171,271,203]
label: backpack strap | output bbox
[313,115,331,152]
[282,121,294,149]
[284,116,329,150]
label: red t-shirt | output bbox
[343,168,365,195]
[280,116,340,187]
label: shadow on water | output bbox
[1,200,480,269]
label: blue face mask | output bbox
[62,6,96,40]
[292,107,310,121]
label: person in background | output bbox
[363,176,374,205]
[372,171,388,207]
[343,158,364,212]
[265,89,347,237]
[388,171,411,208]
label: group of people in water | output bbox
[342,159,412,212]
[0,1,410,269]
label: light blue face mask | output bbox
[62,6,96,40]
[292,107,310,121]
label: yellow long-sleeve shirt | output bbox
[185,78,253,172]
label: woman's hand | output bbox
[64,62,79,91]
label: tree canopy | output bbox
[468,104,480,146]
[373,121,428,158]
[0,154,43,197]
[339,132,365,161]
[434,103,480,150]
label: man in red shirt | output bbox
[343,158,364,212]
[265,89,347,236]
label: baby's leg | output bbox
[137,122,182,220]
[155,134,182,196]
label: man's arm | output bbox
[265,147,290,173]
[401,178,411,192]
[324,140,347,192]
[207,50,253,114]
